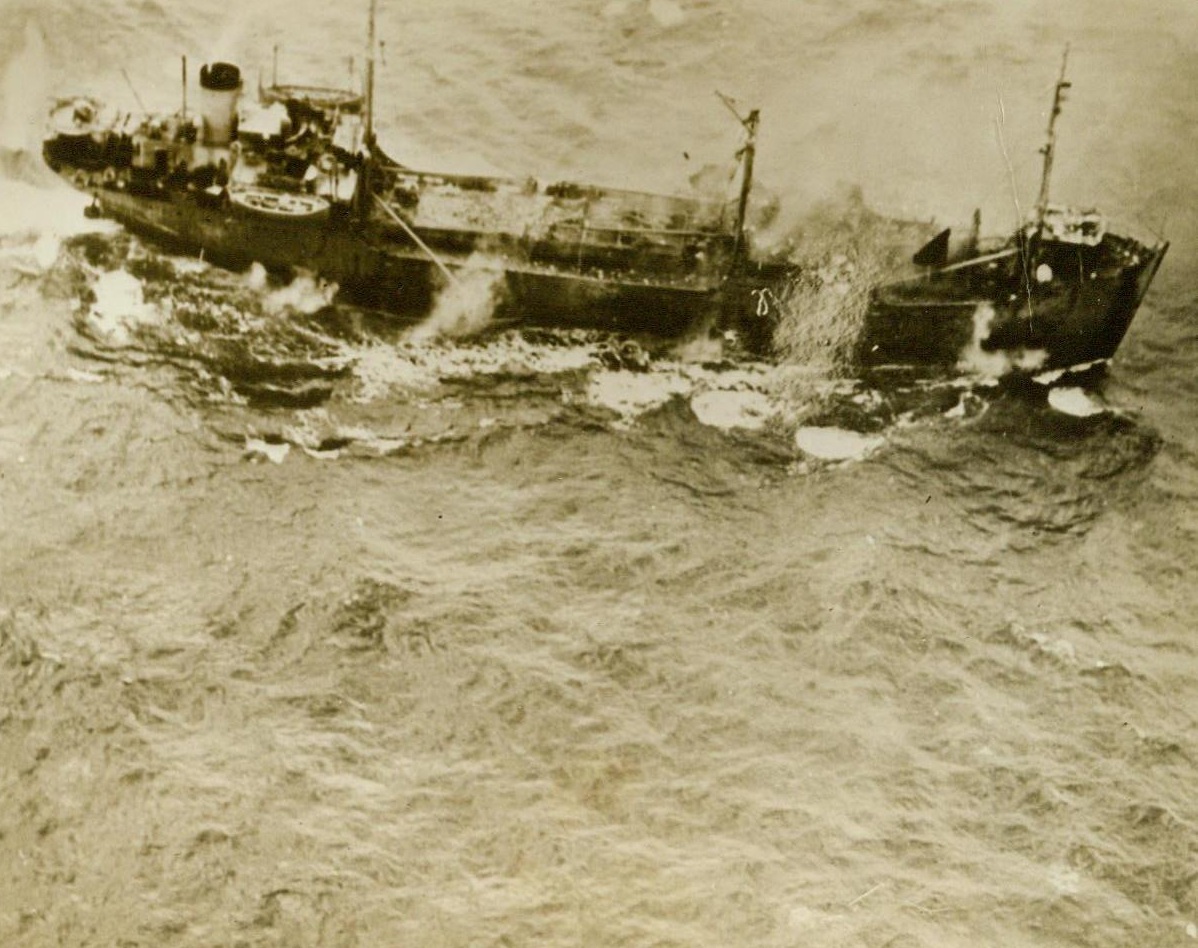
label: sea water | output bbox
[1,0,1197,945]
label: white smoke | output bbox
[0,20,114,264]
[0,22,49,153]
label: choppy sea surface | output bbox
[2,0,1198,945]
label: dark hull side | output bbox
[59,177,1165,371]
[864,237,1168,371]
[71,182,772,342]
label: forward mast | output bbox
[1035,45,1071,225]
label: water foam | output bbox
[689,390,774,431]
[350,344,442,400]
[795,426,885,461]
[244,437,290,464]
[348,333,597,403]
[584,359,783,431]
[1047,387,1106,417]
[586,369,690,420]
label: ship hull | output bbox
[53,171,1166,372]
[42,51,1169,374]
[64,177,741,340]
[865,233,1168,371]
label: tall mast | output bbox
[716,92,760,265]
[1035,45,1071,223]
[364,0,377,147]
[732,108,760,263]
[355,0,378,219]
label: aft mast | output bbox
[1035,45,1071,225]
[716,92,760,267]
[733,109,760,265]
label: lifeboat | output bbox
[48,97,113,138]
[229,187,331,220]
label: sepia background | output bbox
[1,0,1197,945]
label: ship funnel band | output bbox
[200,62,241,91]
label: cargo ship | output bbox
[42,10,1167,373]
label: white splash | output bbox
[0,227,62,274]
[958,302,1048,378]
[85,270,162,345]
[944,391,987,420]
[795,426,884,461]
[407,259,506,342]
[261,270,338,315]
[245,262,269,292]
[169,255,211,276]
[0,23,117,266]
[1047,386,1106,417]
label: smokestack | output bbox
[198,61,241,145]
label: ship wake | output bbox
[45,230,1131,477]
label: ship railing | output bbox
[546,221,733,244]
[1028,203,1169,254]
[374,159,730,222]
[379,163,535,193]
[1096,214,1170,253]
[510,259,723,290]
[370,213,731,249]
